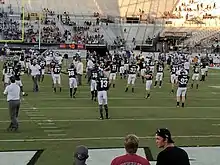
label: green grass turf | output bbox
[1,64,220,165]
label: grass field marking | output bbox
[47,134,67,137]
[212,124,220,126]
[0,117,220,123]
[40,126,58,129]
[30,117,48,120]
[1,135,220,142]
[44,130,65,133]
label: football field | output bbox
[1,66,220,165]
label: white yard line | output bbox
[0,135,220,142]
[1,97,219,101]
[0,117,220,123]
[0,106,220,110]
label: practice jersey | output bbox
[128,65,138,74]
[170,65,178,75]
[145,70,153,80]
[149,60,155,67]
[53,65,61,74]
[110,63,117,73]
[68,68,76,78]
[156,64,164,73]
[178,74,189,88]
[97,77,109,91]
[193,65,200,74]
[139,61,146,70]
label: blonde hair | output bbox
[124,134,139,154]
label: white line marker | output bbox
[41,126,58,129]
[0,135,220,142]
[212,124,220,126]
[37,122,55,125]
[27,114,45,117]
[47,134,67,137]
[30,117,47,120]
[44,130,64,133]
[1,106,220,110]
[0,117,220,123]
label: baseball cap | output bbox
[156,128,174,143]
[74,145,89,165]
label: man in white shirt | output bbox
[3,76,21,132]
[30,60,41,92]
[77,58,83,86]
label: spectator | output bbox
[111,134,150,165]
[155,128,190,165]
[74,145,89,165]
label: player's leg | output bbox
[112,73,116,88]
[171,74,175,93]
[131,75,136,93]
[69,78,73,98]
[159,73,163,88]
[154,73,159,87]
[90,80,95,100]
[125,75,131,92]
[57,75,61,92]
[200,69,205,81]
[103,91,109,119]
[16,80,28,96]
[195,75,199,89]
[98,91,104,120]
[176,88,181,107]
[53,75,57,92]
[145,80,152,99]
[73,78,78,97]
[141,69,145,83]
[41,69,45,82]
[119,66,124,79]
[191,74,195,88]
[109,73,113,87]
[181,88,187,107]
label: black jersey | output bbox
[193,65,200,74]
[91,69,99,80]
[68,68,76,78]
[139,61,146,70]
[25,56,31,62]
[20,54,25,61]
[178,74,189,88]
[129,65,138,74]
[4,66,14,75]
[97,77,109,91]
[53,65,61,74]
[110,63,117,73]
[40,61,46,69]
[149,60,155,67]
[14,67,21,80]
[170,65,178,74]
[157,64,164,73]
[145,70,153,80]
[119,60,125,67]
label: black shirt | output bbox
[156,146,190,165]
[178,74,189,88]
[97,77,109,91]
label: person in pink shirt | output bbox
[111,134,150,165]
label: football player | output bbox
[125,62,138,93]
[14,63,28,96]
[139,58,146,83]
[145,65,153,99]
[39,60,46,82]
[90,64,100,101]
[97,71,110,120]
[154,61,164,88]
[170,62,178,93]
[200,61,206,81]
[176,69,189,108]
[2,62,14,88]
[119,58,125,79]
[109,59,117,88]
[191,63,200,89]
[67,63,77,98]
[52,63,62,92]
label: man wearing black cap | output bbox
[3,76,21,131]
[155,128,190,165]
[74,145,89,165]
